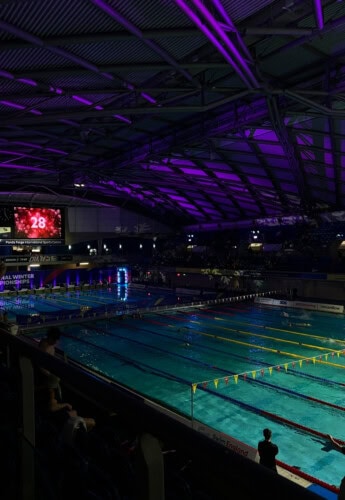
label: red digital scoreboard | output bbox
[0,207,64,245]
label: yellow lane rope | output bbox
[186,319,333,352]
[167,323,345,370]
[195,308,338,340]
[221,327,331,351]
[202,313,345,344]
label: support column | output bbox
[19,356,35,500]
[137,433,165,500]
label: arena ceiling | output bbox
[1,0,345,231]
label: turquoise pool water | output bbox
[28,301,345,492]
[0,285,181,320]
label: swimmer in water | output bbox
[288,322,311,327]
[182,331,193,347]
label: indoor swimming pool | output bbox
[0,284,194,324]
[26,300,345,495]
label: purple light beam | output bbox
[174,0,254,89]
[191,0,259,88]
[313,0,324,30]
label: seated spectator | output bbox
[35,327,96,444]
[0,310,11,323]
[0,310,19,335]
[35,384,96,446]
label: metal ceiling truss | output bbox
[1,0,345,227]
[266,95,307,204]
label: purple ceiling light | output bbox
[0,69,14,80]
[313,0,324,30]
[46,148,68,155]
[113,114,132,125]
[147,164,172,172]
[54,88,103,111]
[4,68,111,119]
[180,168,207,176]
[141,92,157,104]
[17,78,37,87]
[59,119,80,127]
[0,69,40,89]
[49,86,64,95]
[0,149,39,157]
[125,82,156,105]
[0,149,54,164]
[0,15,149,127]
[1,100,26,110]
[72,95,93,105]
[13,141,68,155]
[72,95,106,111]
[100,72,114,80]
[0,67,49,116]
[1,99,43,116]
[174,0,255,89]
[15,141,42,149]
[0,163,51,172]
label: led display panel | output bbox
[0,207,64,245]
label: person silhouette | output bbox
[258,428,279,473]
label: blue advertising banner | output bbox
[0,267,129,291]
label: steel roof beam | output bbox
[14,62,229,80]
[0,18,166,112]
[90,0,198,86]
[1,91,253,126]
[214,148,264,217]
[243,27,312,36]
[239,132,289,212]
[284,90,343,116]
[260,15,345,61]
[0,28,203,51]
[0,19,117,81]
[175,0,258,89]
[190,0,259,88]
[0,86,245,100]
[324,64,341,210]
[267,95,307,202]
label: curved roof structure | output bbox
[1,0,345,230]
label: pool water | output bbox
[0,285,185,321]
[29,301,345,491]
